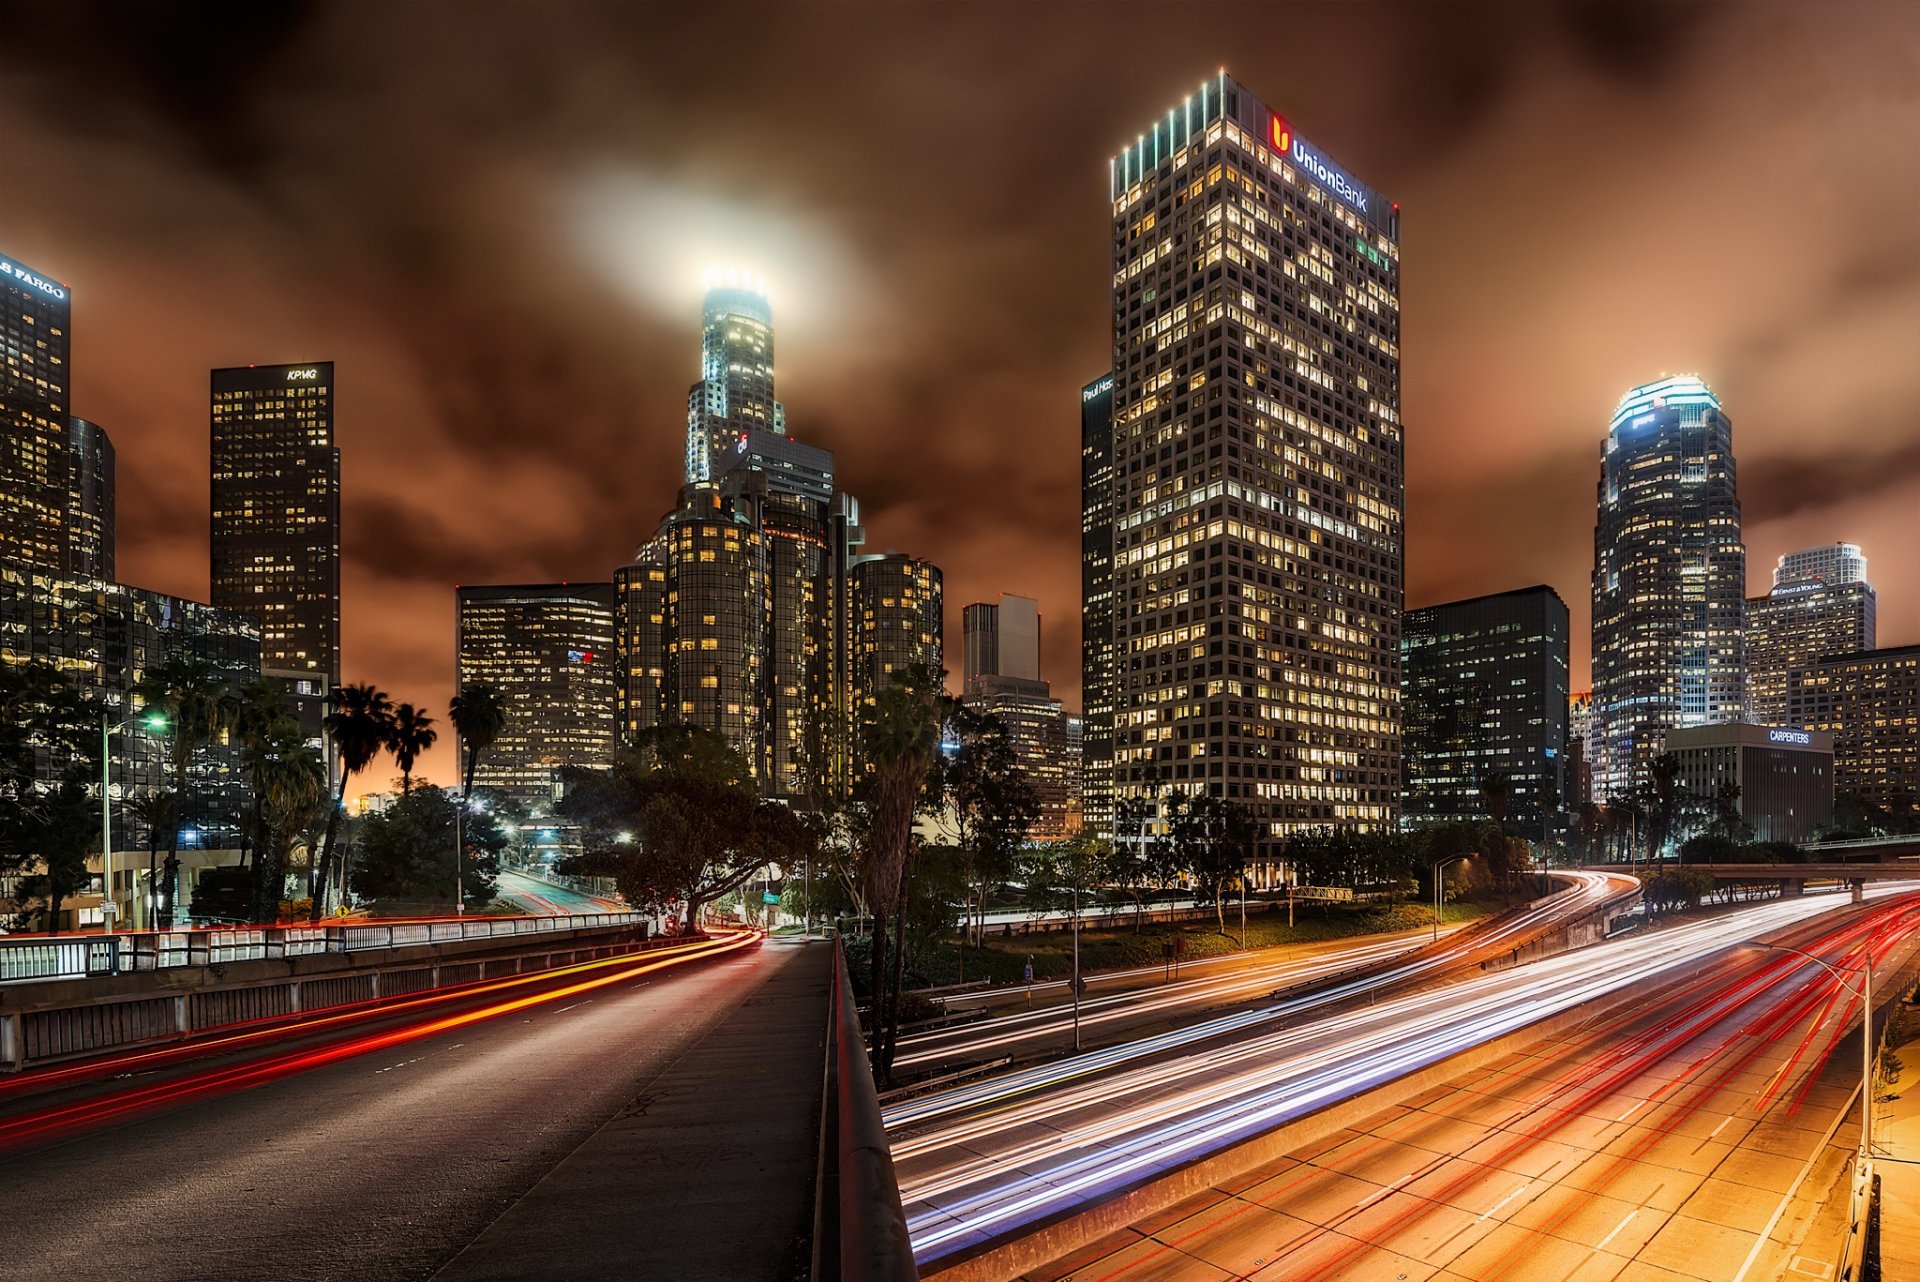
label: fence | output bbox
[0,911,649,984]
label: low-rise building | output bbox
[1661,722,1833,844]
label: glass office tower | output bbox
[1109,72,1405,857]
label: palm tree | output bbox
[449,685,506,913]
[133,655,236,928]
[1478,768,1513,834]
[858,666,943,1082]
[231,679,292,870]
[244,720,327,923]
[311,684,396,921]
[1646,752,1683,865]
[127,790,177,929]
[388,703,438,794]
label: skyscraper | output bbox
[850,553,942,710]
[1079,372,1117,838]
[1400,587,1570,836]
[1,252,71,571]
[1788,645,1919,822]
[963,593,1082,840]
[661,498,769,773]
[1745,542,1876,727]
[64,415,114,581]
[1109,73,1404,854]
[209,362,342,741]
[455,582,619,808]
[1591,376,1745,799]
[684,277,783,485]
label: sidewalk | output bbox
[1878,1028,1920,1276]
[432,936,832,1281]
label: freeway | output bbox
[896,880,1919,1270]
[0,929,805,1282]
[494,868,623,915]
[891,870,1633,1093]
[1025,892,1920,1282]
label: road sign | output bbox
[761,891,780,905]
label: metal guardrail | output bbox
[812,935,917,1282]
[0,911,650,984]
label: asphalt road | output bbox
[1010,894,1920,1282]
[0,935,796,1282]
[493,869,623,915]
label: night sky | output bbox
[3,1,1915,792]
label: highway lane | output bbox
[494,869,623,915]
[1025,893,1920,1282]
[0,932,787,1282]
[896,881,1917,1268]
[890,875,1628,1113]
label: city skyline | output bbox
[3,3,1915,793]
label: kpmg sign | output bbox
[286,367,322,382]
[1270,117,1368,212]
[1768,728,1813,746]
[0,256,67,302]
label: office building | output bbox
[963,593,1082,840]
[1079,372,1117,837]
[1566,691,1594,809]
[1401,586,1569,836]
[210,363,342,749]
[662,499,769,774]
[1662,723,1832,844]
[850,553,942,709]
[0,559,261,842]
[613,537,670,743]
[1591,376,1745,799]
[1,252,71,571]
[1745,543,1875,727]
[455,582,619,808]
[684,277,783,485]
[1788,645,1920,821]
[63,416,114,581]
[1109,73,1405,855]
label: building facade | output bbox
[1109,73,1404,854]
[63,416,114,581]
[209,362,342,740]
[455,582,618,808]
[1591,376,1745,800]
[1661,723,1833,844]
[1745,543,1875,727]
[684,279,784,485]
[850,553,942,711]
[1079,372,1117,838]
[1,559,262,845]
[1,252,72,572]
[1787,645,1919,822]
[962,593,1082,840]
[1565,691,1594,809]
[1401,586,1569,836]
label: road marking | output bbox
[1615,1098,1648,1123]
[1596,1208,1638,1252]
[1787,1257,1829,1277]
[1477,1181,1532,1223]
[1356,1170,1420,1209]
[1709,1116,1732,1140]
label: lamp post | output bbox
[1754,940,1877,1159]
[1432,854,1471,943]
[100,707,168,933]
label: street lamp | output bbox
[1431,854,1471,943]
[1752,940,1878,1160]
[100,706,168,934]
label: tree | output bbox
[557,726,773,928]
[133,655,237,928]
[942,704,1039,948]
[1167,793,1259,936]
[388,702,437,794]
[449,684,506,911]
[350,786,504,912]
[1643,753,1683,864]
[127,790,177,928]
[231,678,293,871]
[311,684,396,920]
[857,666,944,1084]
[0,663,103,932]
[246,721,327,922]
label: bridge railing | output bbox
[813,935,917,1282]
[0,911,651,984]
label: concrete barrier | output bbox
[0,919,656,1071]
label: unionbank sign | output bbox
[1269,116,1368,212]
